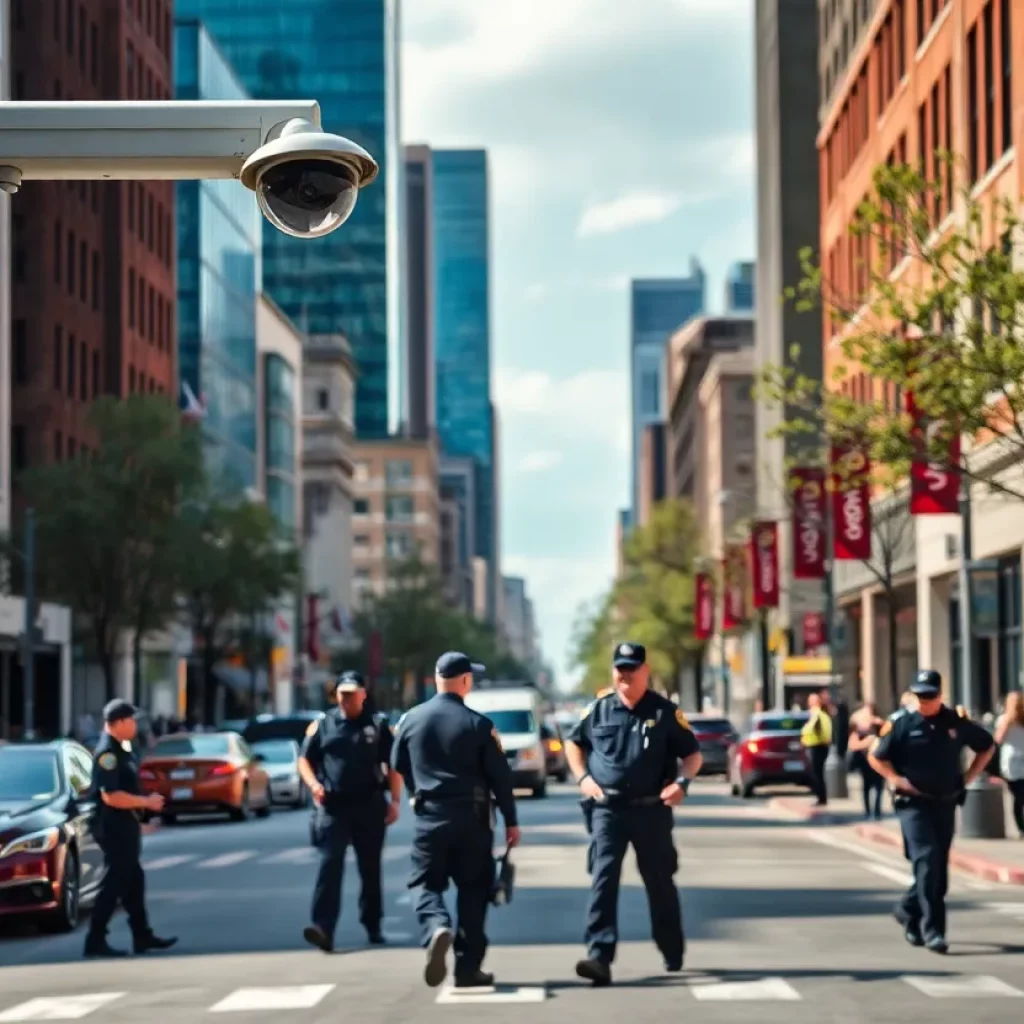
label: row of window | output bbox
[126,0,172,60]
[53,221,102,311]
[966,0,1013,186]
[127,269,173,351]
[53,325,100,401]
[128,183,173,269]
[354,532,416,559]
[352,459,417,486]
[126,42,171,101]
[352,496,417,522]
[53,431,93,462]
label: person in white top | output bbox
[994,690,1024,838]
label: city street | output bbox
[2,782,1024,1021]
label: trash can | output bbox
[959,777,1006,839]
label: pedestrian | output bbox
[869,669,995,953]
[800,692,832,806]
[298,670,400,952]
[848,702,885,820]
[390,652,520,991]
[83,700,177,958]
[994,690,1024,837]
[564,642,703,987]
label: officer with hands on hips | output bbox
[298,670,400,952]
[869,669,994,953]
[565,642,703,987]
[390,651,521,991]
[83,700,177,958]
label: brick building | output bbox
[10,0,176,486]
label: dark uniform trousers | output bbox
[897,799,957,938]
[311,795,386,936]
[89,821,150,941]
[409,802,494,976]
[585,801,683,966]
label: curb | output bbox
[855,823,1024,886]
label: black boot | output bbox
[575,957,612,986]
[134,933,178,954]
[454,969,495,990]
[302,925,333,953]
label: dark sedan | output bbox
[0,741,106,932]
[689,716,740,776]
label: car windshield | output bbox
[487,710,535,734]
[252,740,296,764]
[693,719,734,733]
[152,735,231,757]
[0,750,60,801]
[755,715,807,733]
[244,717,320,743]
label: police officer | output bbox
[390,652,520,991]
[83,700,177,958]
[298,671,400,952]
[869,669,994,953]
[565,642,703,987]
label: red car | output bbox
[728,712,811,798]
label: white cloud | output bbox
[516,451,563,474]
[577,191,683,238]
[524,282,549,302]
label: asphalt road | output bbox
[2,782,1024,1022]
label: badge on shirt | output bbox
[645,719,656,729]
[674,708,690,730]
[98,752,117,770]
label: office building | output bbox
[175,0,402,440]
[637,422,667,527]
[432,149,498,619]
[615,507,631,577]
[755,0,825,657]
[175,20,260,492]
[502,575,539,673]
[439,454,476,613]
[630,260,705,519]
[725,260,755,311]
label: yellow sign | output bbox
[782,656,833,674]
[768,628,787,654]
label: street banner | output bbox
[749,520,779,609]
[790,467,826,579]
[802,612,825,650]
[721,544,747,630]
[694,573,714,640]
[830,443,872,561]
[906,392,960,514]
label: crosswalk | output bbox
[986,901,1024,921]
[2,974,1024,1017]
[142,845,410,872]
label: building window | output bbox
[79,239,87,302]
[138,277,145,335]
[968,24,979,181]
[12,425,26,474]
[353,461,369,483]
[353,498,369,515]
[998,557,1023,695]
[66,334,75,396]
[65,0,73,53]
[78,2,85,71]
[128,182,135,231]
[79,342,88,400]
[385,496,414,523]
[128,366,135,392]
[68,437,76,458]
[385,532,412,559]
[12,319,27,384]
[354,534,370,549]
[92,250,100,310]
[317,387,329,411]
[984,1,995,172]
[53,326,63,389]
[92,350,100,397]
[385,459,413,488]
[54,221,62,284]
[66,230,75,296]
[148,285,155,340]
[147,194,154,250]
[90,20,98,84]
[54,431,63,461]
[640,369,660,416]
[1001,0,1012,156]
[128,268,135,326]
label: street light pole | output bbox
[957,478,974,713]
[21,507,35,740]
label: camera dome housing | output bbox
[239,119,378,239]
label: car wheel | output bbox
[42,848,80,933]
[160,813,177,826]
[532,780,547,799]
[230,785,251,822]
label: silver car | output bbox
[251,738,307,808]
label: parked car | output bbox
[241,711,325,746]
[0,740,105,932]
[689,715,739,776]
[139,732,273,824]
[540,718,569,782]
[250,739,307,808]
[728,712,811,799]
[465,686,547,797]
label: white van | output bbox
[465,686,547,798]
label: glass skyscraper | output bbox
[432,149,496,618]
[264,353,298,530]
[175,0,402,440]
[175,21,261,491]
[725,260,756,312]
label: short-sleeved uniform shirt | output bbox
[872,706,994,798]
[567,690,700,796]
[301,708,393,808]
[90,733,142,837]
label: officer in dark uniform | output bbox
[390,652,520,991]
[298,670,400,952]
[83,700,177,958]
[565,642,703,986]
[869,669,994,953]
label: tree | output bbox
[567,590,618,696]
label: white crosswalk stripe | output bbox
[261,847,316,865]
[902,975,1024,998]
[0,993,125,1021]
[140,844,410,872]
[143,855,195,871]
[196,851,256,869]
[689,978,800,1001]
[209,986,335,1013]
[985,901,1024,919]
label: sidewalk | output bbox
[769,775,1024,885]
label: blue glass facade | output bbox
[175,22,260,492]
[264,353,297,530]
[432,150,495,616]
[175,0,400,440]
[725,260,755,312]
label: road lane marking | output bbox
[862,863,913,885]
[262,848,316,864]
[209,986,335,1012]
[0,993,125,1020]
[690,978,800,1001]
[985,901,1024,917]
[396,893,412,905]
[436,986,546,1004]
[902,975,1024,998]
[144,855,194,870]
[197,851,255,869]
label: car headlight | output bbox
[0,827,61,859]
[517,747,541,765]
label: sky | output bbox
[401,0,756,688]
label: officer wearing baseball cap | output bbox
[390,651,519,991]
[565,642,703,986]
[83,700,176,958]
[298,670,399,952]
[869,669,995,953]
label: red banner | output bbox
[802,612,825,650]
[830,444,872,560]
[694,573,714,640]
[749,521,779,609]
[721,544,747,630]
[790,467,826,579]
[907,393,961,514]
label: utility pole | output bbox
[21,507,35,740]
[957,478,974,713]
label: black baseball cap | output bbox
[102,699,137,724]
[613,642,646,669]
[435,652,485,679]
[336,670,365,693]
[910,669,942,697]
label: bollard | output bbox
[824,746,849,800]
[959,777,1006,839]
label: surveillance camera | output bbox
[0,165,22,195]
[239,119,378,239]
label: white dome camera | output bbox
[239,118,378,239]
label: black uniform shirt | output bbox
[390,692,517,827]
[301,708,393,806]
[872,705,994,798]
[90,732,142,833]
[567,690,700,796]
